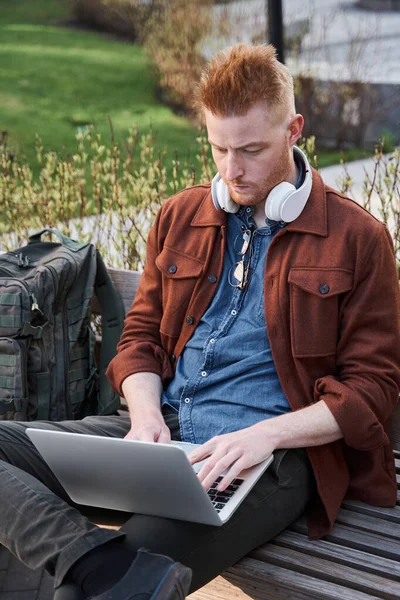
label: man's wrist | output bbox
[129,401,162,419]
[253,418,282,449]
[128,403,165,430]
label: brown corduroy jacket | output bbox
[106,168,400,539]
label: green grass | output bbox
[315,147,374,169]
[0,0,201,171]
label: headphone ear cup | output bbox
[265,182,296,221]
[211,174,240,213]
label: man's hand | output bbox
[188,422,276,492]
[124,409,171,443]
[188,400,343,492]
[121,372,170,443]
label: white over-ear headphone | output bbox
[211,146,312,223]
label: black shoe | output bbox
[90,549,192,600]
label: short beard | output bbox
[228,143,292,207]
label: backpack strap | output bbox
[93,251,126,415]
[28,229,87,252]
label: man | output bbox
[0,44,399,600]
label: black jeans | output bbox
[0,412,314,592]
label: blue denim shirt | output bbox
[161,207,291,444]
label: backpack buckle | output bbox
[17,254,30,268]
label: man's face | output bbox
[205,103,297,207]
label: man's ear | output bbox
[288,114,304,146]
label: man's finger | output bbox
[136,428,159,442]
[197,451,233,482]
[198,450,242,490]
[157,428,171,444]
[216,457,247,491]
[188,442,214,464]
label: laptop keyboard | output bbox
[206,477,244,513]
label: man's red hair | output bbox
[195,43,295,121]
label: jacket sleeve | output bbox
[315,224,400,450]
[106,207,173,397]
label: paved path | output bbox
[320,154,377,203]
[320,152,398,231]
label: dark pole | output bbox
[268,0,285,64]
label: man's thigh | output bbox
[0,415,131,499]
[120,448,314,592]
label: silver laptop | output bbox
[26,428,273,527]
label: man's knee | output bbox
[0,420,50,476]
[0,420,32,460]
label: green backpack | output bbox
[0,229,125,421]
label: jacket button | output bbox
[319,284,330,294]
[168,265,177,274]
[171,354,176,363]
[208,274,217,283]
[186,316,194,325]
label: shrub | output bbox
[0,127,213,270]
[335,142,400,267]
[2,130,399,272]
[65,0,150,40]
[141,0,212,114]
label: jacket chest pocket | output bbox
[288,268,353,357]
[156,246,204,336]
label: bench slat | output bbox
[107,267,140,315]
[92,267,139,315]
[219,557,384,600]
[291,518,400,560]
[335,507,400,539]
[342,500,400,524]
[391,403,400,452]
[272,530,400,580]
[250,544,400,599]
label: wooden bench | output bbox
[104,267,400,600]
[1,267,399,599]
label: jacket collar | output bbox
[191,185,227,227]
[285,167,328,237]
[191,167,328,236]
